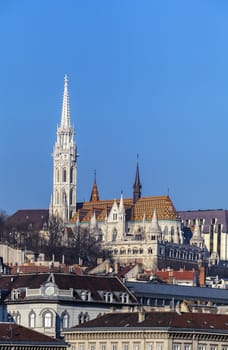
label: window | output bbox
[56,168,59,182]
[184,346,191,350]
[198,346,206,350]
[147,343,153,350]
[104,292,113,302]
[70,167,74,183]
[81,290,90,301]
[156,344,163,350]
[210,347,217,350]
[112,229,117,241]
[29,311,36,328]
[43,311,53,328]
[62,312,69,329]
[63,168,67,182]
[100,344,106,350]
[133,344,140,350]
[120,292,128,303]
[112,344,117,350]
[70,189,73,205]
[173,345,181,350]
[79,344,85,350]
[15,313,21,324]
[89,344,95,350]
[123,344,129,350]
[84,312,89,322]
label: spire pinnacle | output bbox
[90,170,100,201]
[61,74,71,128]
[133,156,142,204]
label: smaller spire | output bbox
[90,211,97,228]
[90,170,100,201]
[190,219,204,248]
[133,155,142,204]
[150,210,160,233]
[119,192,125,214]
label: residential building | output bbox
[63,310,228,350]
[0,272,137,338]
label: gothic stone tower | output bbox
[49,75,77,222]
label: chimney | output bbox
[138,307,145,323]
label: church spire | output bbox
[60,74,71,128]
[50,75,77,223]
[90,170,100,202]
[133,156,142,204]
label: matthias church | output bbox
[49,76,208,271]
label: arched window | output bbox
[133,247,138,254]
[63,168,67,182]
[70,189,73,205]
[113,213,117,221]
[29,311,36,328]
[78,312,83,324]
[13,312,21,324]
[148,247,153,254]
[62,312,69,329]
[112,229,117,241]
[70,167,74,183]
[43,311,53,328]
[56,168,59,183]
[55,190,59,204]
[62,191,67,204]
[83,312,90,322]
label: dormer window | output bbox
[104,292,113,302]
[120,292,129,303]
[11,289,20,300]
[80,290,90,301]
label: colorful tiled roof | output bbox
[73,195,178,223]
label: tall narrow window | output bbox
[56,168,59,182]
[63,168,67,182]
[62,312,69,329]
[29,311,36,328]
[70,189,73,205]
[43,311,53,328]
[70,167,74,183]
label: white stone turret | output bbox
[190,219,204,248]
[90,211,97,231]
[117,193,126,240]
[147,210,161,241]
[49,75,77,222]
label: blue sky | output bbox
[1,0,228,214]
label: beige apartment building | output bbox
[63,311,228,350]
